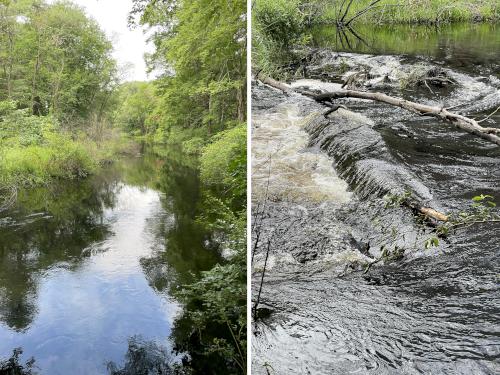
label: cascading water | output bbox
[252,30,500,374]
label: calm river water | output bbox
[0,146,219,374]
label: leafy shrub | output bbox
[0,101,98,189]
[200,123,246,197]
[182,137,205,155]
[253,0,315,79]
[254,0,305,46]
[181,215,246,373]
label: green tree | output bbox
[0,0,117,121]
[130,0,246,139]
[114,81,159,137]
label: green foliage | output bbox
[424,236,439,249]
[384,190,412,208]
[189,124,246,372]
[182,247,246,372]
[253,0,499,76]
[128,2,247,372]
[436,194,499,232]
[113,81,159,137]
[423,195,499,249]
[0,2,129,209]
[0,102,96,188]
[366,192,500,272]
[182,210,246,373]
[0,0,117,121]
[254,0,305,46]
[253,0,323,79]
[315,0,499,25]
[200,124,246,202]
[181,137,205,155]
[131,0,246,141]
[0,100,131,209]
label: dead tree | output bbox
[336,0,383,28]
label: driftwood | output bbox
[415,206,448,223]
[256,72,477,222]
[256,72,500,146]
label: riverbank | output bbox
[253,0,499,78]
[0,101,136,211]
[321,0,500,25]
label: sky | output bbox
[49,0,153,81]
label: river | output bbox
[252,23,500,374]
[0,145,220,374]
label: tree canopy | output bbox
[0,0,117,121]
[130,0,246,139]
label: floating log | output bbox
[417,206,449,222]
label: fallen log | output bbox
[256,72,500,146]
[256,72,459,222]
[256,72,292,94]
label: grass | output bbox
[0,102,134,209]
[252,0,499,79]
[321,0,500,25]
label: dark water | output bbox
[0,145,219,374]
[310,23,500,71]
[252,23,500,374]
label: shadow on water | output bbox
[0,144,222,374]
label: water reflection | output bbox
[0,145,218,374]
[0,177,117,331]
[310,23,500,72]
[107,336,177,375]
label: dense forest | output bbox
[0,0,123,200]
[1,0,246,373]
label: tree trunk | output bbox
[31,34,42,103]
[6,31,14,98]
[52,58,65,113]
[237,84,245,122]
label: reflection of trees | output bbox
[135,146,220,291]
[134,147,229,374]
[0,348,37,375]
[107,336,177,375]
[310,23,499,70]
[0,176,119,331]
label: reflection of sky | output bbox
[0,185,178,374]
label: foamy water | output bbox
[252,101,351,203]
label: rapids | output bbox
[252,24,500,375]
